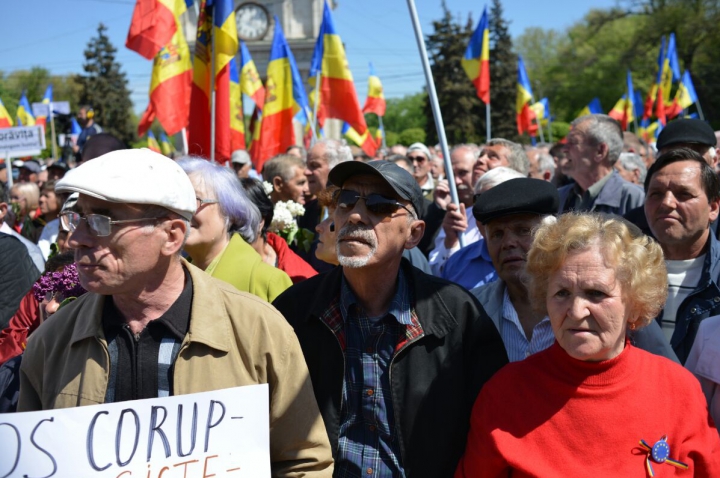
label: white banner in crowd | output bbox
[0,384,270,478]
[0,126,46,159]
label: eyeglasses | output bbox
[60,212,161,237]
[407,155,427,163]
[196,197,218,209]
[335,189,414,217]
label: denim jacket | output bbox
[558,170,645,215]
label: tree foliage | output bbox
[488,0,519,141]
[76,24,135,144]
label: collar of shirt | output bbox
[102,268,193,340]
[340,268,414,326]
[501,287,551,342]
[573,170,613,201]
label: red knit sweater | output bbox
[455,342,720,477]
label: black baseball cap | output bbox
[656,119,717,151]
[328,160,424,216]
[473,177,559,223]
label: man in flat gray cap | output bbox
[18,148,333,476]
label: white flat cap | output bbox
[56,148,197,221]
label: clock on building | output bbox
[235,2,271,42]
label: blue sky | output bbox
[0,0,618,113]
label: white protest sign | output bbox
[0,384,270,478]
[31,102,50,118]
[0,126,46,159]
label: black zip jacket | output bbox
[273,259,509,477]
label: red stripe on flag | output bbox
[0,119,11,128]
[150,71,191,135]
[126,0,177,60]
[138,103,156,138]
[214,65,232,164]
[188,83,211,159]
[321,76,367,135]
[255,108,295,172]
[475,60,490,104]
[362,97,386,117]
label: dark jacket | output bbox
[0,233,40,329]
[558,170,644,215]
[273,259,509,477]
[658,233,720,364]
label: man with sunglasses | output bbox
[273,160,508,478]
[17,149,334,475]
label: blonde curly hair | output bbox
[525,213,667,328]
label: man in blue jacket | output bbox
[273,160,508,478]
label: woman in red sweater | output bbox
[456,213,720,477]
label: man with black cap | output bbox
[471,178,676,362]
[273,160,508,478]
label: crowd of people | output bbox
[1,113,720,476]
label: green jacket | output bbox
[210,233,292,302]
[18,260,334,477]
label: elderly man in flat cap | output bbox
[273,160,508,478]
[17,149,333,476]
[472,177,677,363]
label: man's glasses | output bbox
[196,197,218,209]
[407,155,427,163]
[60,212,161,237]
[335,189,414,217]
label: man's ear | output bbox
[404,219,426,250]
[596,142,609,163]
[0,202,7,223]
[709,197,720,224]
[272,176,284,193]
[543,171,552,182]
[161,218,188,257]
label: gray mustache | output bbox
[337,224,377,246]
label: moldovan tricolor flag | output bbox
[609,71,636,130]
[643,37,665,120]
[342,122,377,158]
[255,18,308,170]
[667,70,699,119]
[461,5,490,104]
[239,41,265,110]
[309,0,367,134]
[159,131,176,156]
[362,63,386,116]
[138,0,192,138]
[36,85,52,129]
[516,56,536,136]
[578,98,603,118]
[16,92,35,126]
[147,130,162,153]
[0,97,13,128]
[188,0,238,163]
[229,58,245,152]
[126,0,178,60]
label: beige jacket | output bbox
[18,260,333,477]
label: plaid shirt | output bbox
[320,270,423,478]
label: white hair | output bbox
[537,152,556,179]
[474,166,525,194]
[318,139,353,168]
[617,152,647,183]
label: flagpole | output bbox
[406,0,463,247]
[181,127,189,155]
[485,102,491,141]
[378,115,387,149]
[210,22,216,163]
[305,106,317,141]
[49,105,58,160]
[696,99,706,121]
[311,71,321,146]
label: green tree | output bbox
[76,24,134,144]
[398,127,426,145]
[488,0,519,141]
[422,1,484,145]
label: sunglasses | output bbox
[60,212,162,237]
[407,155,427,163]
[335,189,414,216]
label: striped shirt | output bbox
[500,288,554,362]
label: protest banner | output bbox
[0,384,270,478]
[0,125,46,188]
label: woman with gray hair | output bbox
[177,157,292,302]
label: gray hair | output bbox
[571,114,624,165]
[262,154,305,182]
[487,138,529,175]
[537,152,556,179]
[617,152,647,183]
[450,143,481,160]
[474,166,525,193]
[318,139,353,168]
[177,156,261,244]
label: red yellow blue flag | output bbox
[229,57,245,152]
[309,0,367,135]
[578,98,603,118]
[667,70,698,119]
[461,6,490,104]
[159,131,175,156]
[147,130,162,153]
[188,0,239,163]
[16,92,35,126]
[126,0,178,60]
[35,85,53,129]
[342,122,377,158]
[255,18,298,170]
[362,63,386,116]
[516,56,536,136]
[0,97,13,128]
[609,71,636,130]
[138,0,192,138]
[239,41,265,110]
